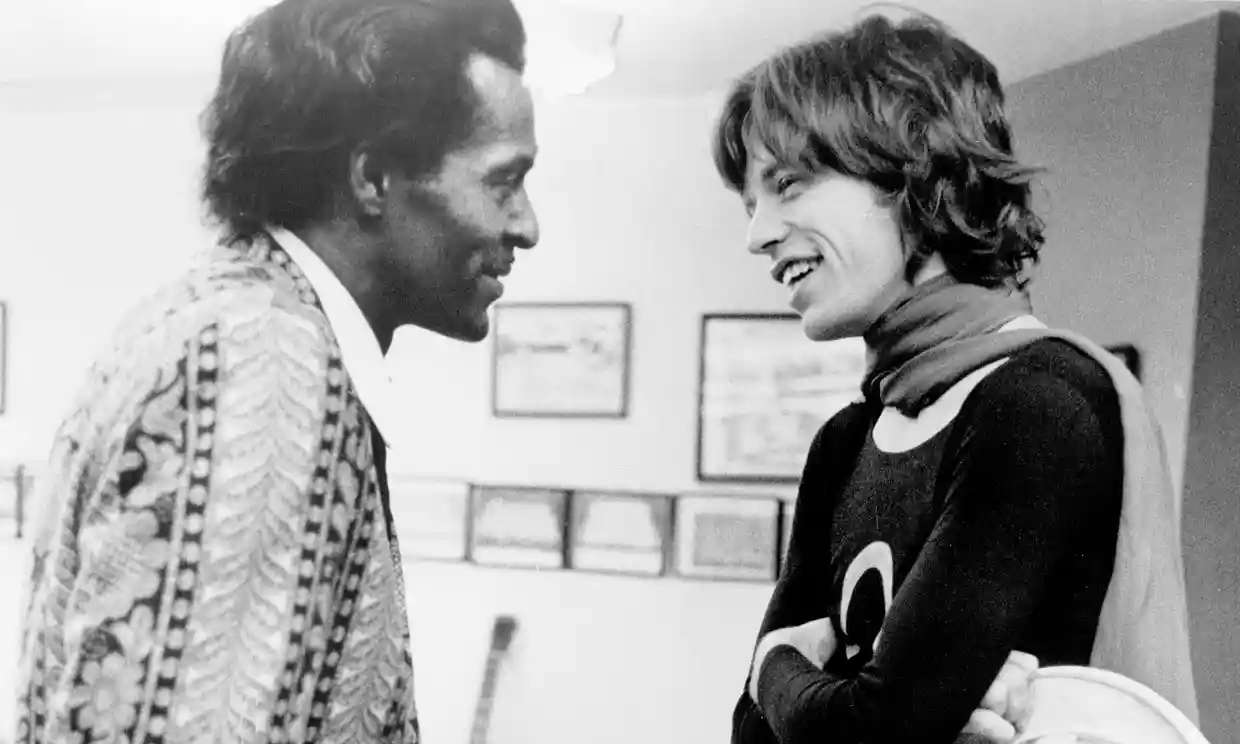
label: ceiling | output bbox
[0,0,1233,99]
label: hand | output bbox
[961,650,1039,742]
[749,618,837,703]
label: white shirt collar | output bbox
[266,227,403,451]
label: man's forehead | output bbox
[422,56,531,176]
[441,135,536,179]
[467,55,531,122]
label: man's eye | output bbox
[776,175,799,195]
[491,172,524,190]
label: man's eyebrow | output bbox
[494,154,535,173]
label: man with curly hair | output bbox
[16,0,539,741]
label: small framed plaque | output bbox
[568,490,673,576]
[387,476,471,561]
[673,495,780,582]
[491,302,632,418]
[469,485,569,569]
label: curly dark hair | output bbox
[201,0,526,243]
[712,12,1045,288]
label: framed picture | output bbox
[1105,344,1141,381]
[673,494,781,582]
[387,476,471,561]
[697,314,866,482]
[469,485,570,569]
[491,302,632,418]
[568,490,673,576]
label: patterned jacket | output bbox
[16,237,418,743]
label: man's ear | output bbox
[348,149,389,217]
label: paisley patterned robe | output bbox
[16,238,418,743]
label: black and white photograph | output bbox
[2,1,1230,743]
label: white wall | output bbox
[1005,16,1218,492]
[0,79,212,460]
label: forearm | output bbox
[733,690,780,744]
[756,647,873,743]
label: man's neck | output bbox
[295,221,396,353]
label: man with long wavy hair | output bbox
[714,12,1197,744]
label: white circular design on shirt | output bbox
[840,540,894,658]
[872,359,1010,453]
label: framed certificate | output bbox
[697,314,865,482]
[387,476,471,561]
[568,490,673,576]
[469,485,569,569]
[673,494,781,582]
[491,302,632,418]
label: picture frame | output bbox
[696,313,866,482]
[672,494,781,582]
[567,490,673,577]
[491,302,632,418]
[468,485,570,569]
[387,476,471,562]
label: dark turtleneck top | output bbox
[733,339,1124,744]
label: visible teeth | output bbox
[780,258,821,287]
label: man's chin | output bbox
[803,313,859,344]
[411,304,491,343]
[458,322,489,343]
[441,315,490,343]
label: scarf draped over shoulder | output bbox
[862,274,1199,723]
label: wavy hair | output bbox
[201,0,526,243]
[712,12,1045,288]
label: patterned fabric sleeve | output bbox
[19,299,371,744]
